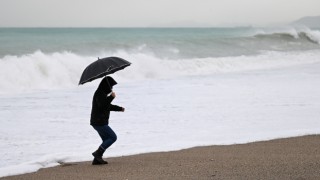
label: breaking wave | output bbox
[253,28,320,44]
[1,49,320,94]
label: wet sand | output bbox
[2,135,320,180]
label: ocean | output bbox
[1,27,320,177]
[1,27,320,93]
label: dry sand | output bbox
[2,135,320,180]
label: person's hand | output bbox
[121,107,125,112]
[111,92,116,97]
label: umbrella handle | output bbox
[105,66,113,91]
[105,76,112,92]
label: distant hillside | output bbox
[291,16,320,28]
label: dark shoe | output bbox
[92,147,105,158]
[92,147,108,165]
[92,158,108,165]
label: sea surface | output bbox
[0,27,320,93]
[0,27,320,177]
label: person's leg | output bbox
[92,125,117,165]
[95,125,117,150]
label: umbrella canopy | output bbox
[79,56,131,85]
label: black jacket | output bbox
[90,76,123,126]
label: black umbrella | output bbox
[79,56,131,85]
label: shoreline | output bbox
[2,135,320,180]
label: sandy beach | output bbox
[2,135,319,180]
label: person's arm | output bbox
[96,91,114,108]
[110,104,124,111]
[107,92,125,111]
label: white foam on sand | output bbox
[1,58,320,177]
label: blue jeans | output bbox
[92,125,117,150]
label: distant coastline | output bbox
[291,15,320,28]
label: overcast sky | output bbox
[0,0,319,27]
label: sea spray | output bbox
[1,50,320,94]
[0,51,92,93]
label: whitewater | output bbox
[0,27,320,177]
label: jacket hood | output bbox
[97,76,117,94]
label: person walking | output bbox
[90,76,125,165]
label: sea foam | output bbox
[1,50,320,94]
